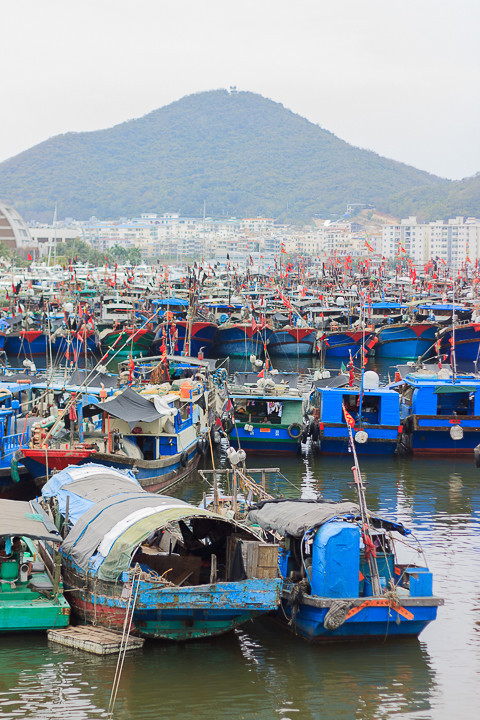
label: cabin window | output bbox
[437,391,474,416]
[233,399,283,424]
[342,394,359,422]
[360,395,381,424]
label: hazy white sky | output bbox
[1,0,479,179]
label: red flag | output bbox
[27,253,32,261]
[343,406,356,428]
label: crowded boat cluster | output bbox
[5,253,480,650]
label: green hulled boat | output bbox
[99,325,155,357]
[0,499,70,633]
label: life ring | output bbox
[180,450,188,467]
[223,417,234,434]
[288,422,303,439]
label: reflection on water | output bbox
[1,359,479,717]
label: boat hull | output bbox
[268,328,315,357]
[439,323,480,361]
[151,322,217,357]
[0,578,70,633]
[228,425,301,453]
[323,331,371,358]
[375,323,437,359]
[319,425,399,455]
[214,325,268,357]
[100,328,155,357]
[61,560,281,641]
[278,596,440,641]
[17,444,200,493]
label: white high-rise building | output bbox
[382,216,480,268]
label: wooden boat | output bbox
[41,465,282,641]
[0,498,70,632]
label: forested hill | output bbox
[0,89,473,222]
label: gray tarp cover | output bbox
[62,492,192,570]
[0,498,62,543]
[92,387,167,423]
[56,474,142,503]
[314,373,350,389]
[247,500,360,538]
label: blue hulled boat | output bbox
[375,322,437,359]
[307,371,401,454]
[395,365,480,455]
[268,327,315,357]
[214,322,269,357]
[16,384,204,491]
[322,329,375,358]
[437,321,480,361]
[247,498,442,642]
[41,465,282,641]
[151,321,217,357]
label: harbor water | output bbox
[0,450,479,719]
[0,355,479,719]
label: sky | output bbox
[1,0,479,180]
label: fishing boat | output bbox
[247,429,443,641]
[321,329,375,358]
[224,371,307,453]
[395,365,480,455]
[16,384,202,492]
[151,320,217,358]
[41,465,282,641]
[307,371,401,455]
[214,322,268,357]
[99,324,156,358]
[248,497,442,641]
[374,322,438,359]
[437,321,480,361]
[0,498,70,632]
[267,326,316,357]
[0,379,36,497]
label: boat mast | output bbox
[451,279,457,381]
[343,404,382,595]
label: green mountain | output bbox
[0,89,470,222]
[385,173,480,220]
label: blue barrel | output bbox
[311,521,360,598]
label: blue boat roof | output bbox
[200,303,243,309]
[405,374,480,387]
[363,302,407,310]
[152,298,189,307]
[417,304,471,312]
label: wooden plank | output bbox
[257,544,279,568]
[48,625,145,655]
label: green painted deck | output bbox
[0,575,70,632]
